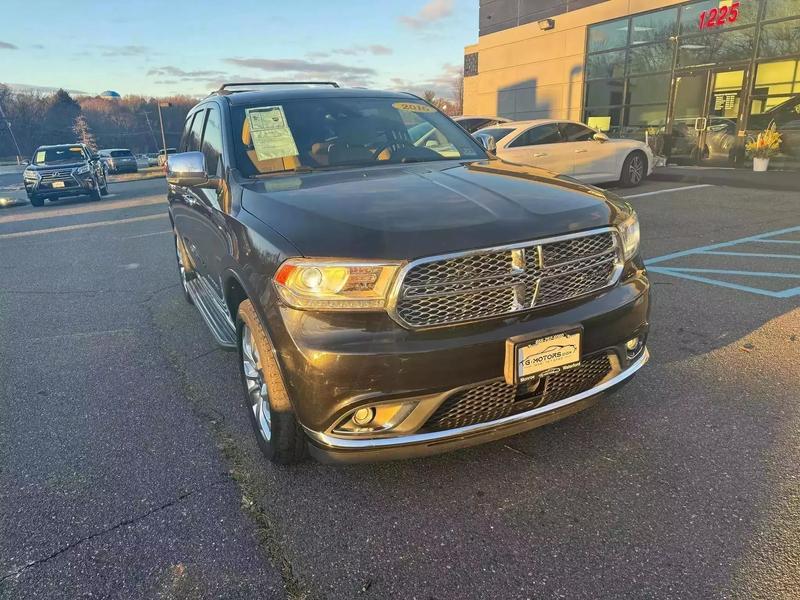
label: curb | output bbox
[650,168,798,192]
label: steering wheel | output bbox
[370,139,415,160]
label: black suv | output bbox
[23,144,108,206]
[167,83,650,464]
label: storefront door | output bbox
[667,67,747,165]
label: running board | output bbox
[186,276,237,349]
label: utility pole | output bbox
[142,110,159,152]
[157,101,172,166]
[0,103,23,164]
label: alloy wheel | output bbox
[629,155,644,184]
[241,324,271,442]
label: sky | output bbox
[0,0,477,99]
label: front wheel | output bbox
[28,194,44,207]
[100,172,109,196]
[89,177,102,201]
[238,299,306,464]
[619,151,647,187]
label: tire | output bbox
[89,177,102,201]
[237,299,306,464]
[175,235,194,305]
[29,194,44,207]
[619,151,647,187]
[100,173,109,196]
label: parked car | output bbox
[23,143,108,206]
[167,83,649,464]
[146,153,160,166]
[98,148,138,174]
[158,148,177,166]
[454,115,511,133]
[476,120,654,186]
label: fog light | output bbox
[625,335,644,359]
[352,407,375,426]
[625,337,640,351]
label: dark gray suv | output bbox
[23,144,108,206]
[167,83,650,464]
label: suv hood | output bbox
[27,162,84,171]
[241,160,626,260]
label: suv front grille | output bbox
[39,169,74,181]
[423,352,614,431]
[394,230,620,328]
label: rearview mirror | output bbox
[166,151,210,187]
[593,132,609,143]
[475,133,497,154]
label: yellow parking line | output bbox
[0,214,166,240]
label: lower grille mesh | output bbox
[423,353,614,431]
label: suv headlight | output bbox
[274,259,401,310]
[75,165,91,175]
[617,212,640,261]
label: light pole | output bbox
[157,101,172,165]
[0,103,23,164]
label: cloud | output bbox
[223,57,377,87]
[333,44,393,56]
[388,62,462,99]
[5,82,86,94]
[147,66,227,79]
[101,44,152,57]
[398,0,454,29]
[0,41,18,50]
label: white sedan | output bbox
[475,120,654,187]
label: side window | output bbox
[187,109,207,152]
[201,106,224,176]
[560,123,596,142]
[180,113,197,152]
[508,124,562,147]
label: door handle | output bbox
[574,149,588,153]
[533,153,547,158]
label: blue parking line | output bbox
[645,225,800,298]
[658,267,800,279]
[702,250,800,259]
[645,226,800,265]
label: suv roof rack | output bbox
[212,81,340,95]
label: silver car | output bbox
[98,148,138,174]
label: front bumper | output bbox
[266,263,650,461]
[308,349,648,463]
[25,174,97,198]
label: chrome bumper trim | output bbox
[305,348,649,450]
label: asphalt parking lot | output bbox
[0,176,798,599]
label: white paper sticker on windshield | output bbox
[246,106,299,161]
[35,151,46,163]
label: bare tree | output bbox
[451,71,464,115]
[423,90,437,103]
[72,114,96,150]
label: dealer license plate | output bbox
[505,329,582,384]
[52,181,65,188]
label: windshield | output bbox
[475,127,515,142]
[231,96,486,176]
[110,150,133,157]
[33,146,85,164]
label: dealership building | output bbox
[463,0,800,165]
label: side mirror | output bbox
[166,151,210,187]
[475,133,497,154]
[593,132,609,143]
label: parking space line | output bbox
[645,226,800,265]
[647,267,798,298]
[753,239,800,244]
[645,225,800,298]
[0,214,165,240]
[702,250,800,259]
[623,184,712,199]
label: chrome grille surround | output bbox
[388,228,623,329]
[39,169,75,181]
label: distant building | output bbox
[99,90,121,100]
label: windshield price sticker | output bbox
[246,106,299,161]
[392,102,436,113]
